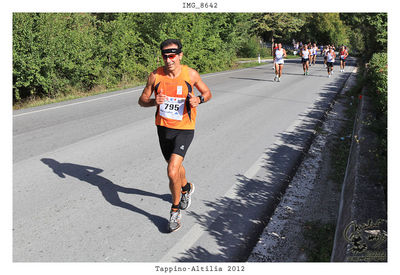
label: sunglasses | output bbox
[162,54,177,60]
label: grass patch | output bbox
[302,220,336,262]
[13,80,146,110]
[327,70,364,184]
[13,60,272,110]
[14,55,301,110]
[327,110,354,184]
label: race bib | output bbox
[159,96,185,120]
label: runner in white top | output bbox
[311,43,318,66]
[326,46,336,77]
[273,43,287,82]
[300,45,311,75]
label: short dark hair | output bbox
[160,39,182,51]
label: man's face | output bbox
[162,44,182,70]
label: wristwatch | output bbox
[198,95,205,104]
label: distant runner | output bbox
[138,39,212,232]
[273,43,287,82]
[326,46,336,78]
[311,43,318,66]
[339,46,349,72]
[300,45,311,75]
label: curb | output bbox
[246,66,357,262]
[330,85,387,262]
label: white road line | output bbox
[13,66,263,118]
[159,155,265,262]
[13,88,143,118]
[159,141,278,262]
[159,223,205,262]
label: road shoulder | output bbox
[248,68,361,262]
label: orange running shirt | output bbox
[154,65,196,130]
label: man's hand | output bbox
[188,93,200,108]
[155,89,166,105]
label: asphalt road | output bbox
[13,57,355,262]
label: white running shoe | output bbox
[179,182,195,210]
[168,209,181,232]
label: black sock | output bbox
[171,204,179,211]
[182,182,190,193]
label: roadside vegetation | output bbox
[364,52,388,197]
[13,13,386,110]
[302,221,336,261]
[300,14,387,260]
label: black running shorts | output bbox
[157,126,194,161]
[327,62,334,68]
[302,58,309,63]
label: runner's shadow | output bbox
[41,158,170,233]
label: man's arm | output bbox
[138,71,157,107]
[188,68,212,108]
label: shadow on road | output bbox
[175,69,352,262]
[41,158,171,234]
[230,77,273,82]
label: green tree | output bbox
[295,13,348,46]
[340,13,387,58]
[251,13,305,46]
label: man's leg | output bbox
[168,153,185,207]
[179,164,188,189]
[166,154,185,232]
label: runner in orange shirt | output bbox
[138,39,212,232]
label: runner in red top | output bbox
[339,46,349,72]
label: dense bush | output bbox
[13,13,252,104]
[13,13,387,105]
[367,52,387,116]
[13,14,103,101]
[366,52,387,190]
[237,36,262,58]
